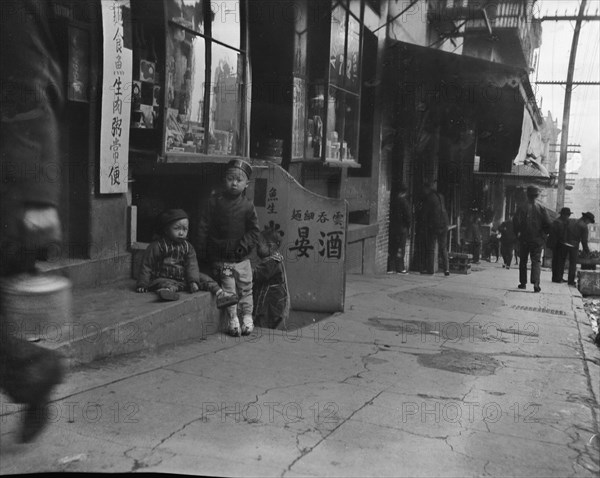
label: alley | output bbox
[1,263,599,477]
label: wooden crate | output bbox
[449,264,471,274]
[578,270,600,296]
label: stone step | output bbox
[7,279,221,368]
[36,253,133,289]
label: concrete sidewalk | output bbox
[1,262,599,476]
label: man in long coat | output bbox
[1,0,66,442]
[512,186,552,292]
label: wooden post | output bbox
[556,0,587,210]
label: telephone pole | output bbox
[556,0,587,210]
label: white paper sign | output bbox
[100,0,132,194]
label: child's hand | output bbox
[189,282,199,293]
[136,287,147,293]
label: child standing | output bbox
[136,208,238,308]
[196,160,260,336]
[253,227,290,330]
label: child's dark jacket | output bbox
[196,191,260,262]
[136,238,201,288]
[253,251,289,329]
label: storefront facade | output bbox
[43,0,394,311]
[45,0,546,291]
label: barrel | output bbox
[0,274,72,343]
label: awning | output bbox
[513,104,546,167]
[386,40,536,173]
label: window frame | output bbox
[162,0,248,161]
[304,0,366,167]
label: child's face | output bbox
[166,218,189,241]
[257,236,277,258]
[224,168,248,196]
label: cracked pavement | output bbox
[1,263,599,476]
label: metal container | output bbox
[0,274,72,342]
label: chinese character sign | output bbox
[100,0,132,194]
[250,165,348,312]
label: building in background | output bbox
[34,0,554,308]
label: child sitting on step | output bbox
[136,208,238,309]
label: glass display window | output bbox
[325,86,359,162]
[210,0,241,49]
[329,3,346,88]
[165,26,206,153]
[167,0,206,34]
[346,14,361,92]
[208,43,242,156]
[304,0,369,164]
[305,83,326,159]
[162,0,246,157]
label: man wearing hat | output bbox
[550,207,572,283]
[564,211,595,286]
[512,185,552,292]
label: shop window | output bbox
[305,1,378,169]
[130,0,166,153]
[164,0,245,156]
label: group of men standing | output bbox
[513,185,594,291]
[388,183,596,292]
[550,206,595,285]
[388,180,449,276]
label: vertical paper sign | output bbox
[100,0,132,194]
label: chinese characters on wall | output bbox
[252,165,347,311]
[289,208,345,261]
[266,186,279,215]
[100,0,132,194]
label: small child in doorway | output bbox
[136,208,238,308]
[253,226,290,330]
[196,160,260,336]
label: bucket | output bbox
[0,274,72,342]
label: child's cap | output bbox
[157,209,188,229]
[226,159,252,179]
[261,228,281,246]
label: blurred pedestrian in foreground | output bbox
[387,183,411,274]
[417,181,450,276]
[498,219,517,269]
[549,207,572,283]
[564,212,595,286]
[512,185,552,292]
[0,0,66,442]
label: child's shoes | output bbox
[228,316,241,337]
[241,315,254,335]
[157,288,180,301]
[216,290,238,309]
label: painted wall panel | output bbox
[248,164,347,312]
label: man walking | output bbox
[387,183,412,274]
[550,207,572,283]
[1,0,66,442]
[564,212,595,286]
[513,185,552,292]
